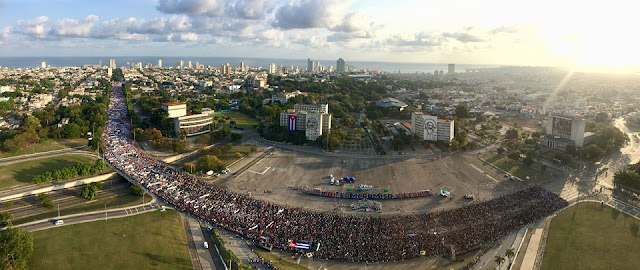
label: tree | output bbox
[455,104,470,118]
[22,115,41,131]
[506,248,515,266]
[508,151,521,161]
[494,255,505,268]
[391,136,404,151]
[173,139,187,152]
[0,212,13,227]
[582,144,605,162]
[230,132,242,142]
[144,128,163,141]
[196,155,225,172]
[0,228,34,270]
[62,123,83,138]
[505,129,519,140]
[129,185,144,196]
[234,152,243,159]
[225,143,233,151]
[80,183,101,200]
[133,127,144,141]
[523,155,534,166]
[497,147,506,155]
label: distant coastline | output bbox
[0,56,498,73]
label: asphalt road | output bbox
[0,147,95,166]
[16,202,162,232]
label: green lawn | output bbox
[12,191,145,225]
[211,111,260,129]
[28,210,192,270]
[0,138,86,158]
[252,247,309,270]
[541,202,640,270]
[0,154,98,190]
[218,145,255,165]
[480,152,551,182]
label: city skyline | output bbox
[1,0,638,71]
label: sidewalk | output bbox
[0,172,117,202]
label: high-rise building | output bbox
[157,59,163,68]
[107,67,113,78]
[136,62,142,69]
[411,112,455,143]
[448,64,455,74]
[314,61,320,73]
[221,64,227,75]
[240,62,246,72]
[307,58,313,72]
[337,58,346,73]
[280,104,332,141]
[179,60,184,69]
[40,61,46,68]
[109,59,116,69]
[226,63,231,75]
[268,63,276,74]
[188,60,192,69]
[540,115,587,150]
[195,61,200,69]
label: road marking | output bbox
[469,163,499,183]
[247,166,271,175]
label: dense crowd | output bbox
[102,83,568,262]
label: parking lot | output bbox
[224,149,524,214]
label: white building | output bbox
[109,59,116,69]
[157,59,163,68]
[411,112,455,143]
[41,61,47,68]
[540,115,587,150]
[337,58,346,73]
[162,102,187,118]
[280,104,331,141]
[174,113,213,137]
[268,63,276,74]
[107,67,113,78]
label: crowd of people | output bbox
[102,82,568,263]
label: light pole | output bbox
[104,203,107,221]
[57,203,60,217]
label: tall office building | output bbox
[107,67,113,78]
[136,62,142,69]
[240,62,246,72]
[109,59,116,69]
[226,63,231,75]
[195,61,200,69]
[188,61,192,69]
[411,112,455,143]
[280,104,332,141]
[337,58,346,73]
[268,63,276,74]
[40,61,46,68]
[157,59,163,68]
[448,64,455,74]
[307,58,313,72]
[221,64,227,75]
[179,60,184,69]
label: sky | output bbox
[1,0,639,68]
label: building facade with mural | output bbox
[279,104,331,141]
[410,112,455,143]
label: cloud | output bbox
[157,0,225,17]
[272,0,352,29]
[15,16,49,38]
[227,0,268,19]
[154,32,199,42]
[442,32,484,43]
[50,15,99,37]
[386,32,443,48]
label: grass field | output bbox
[211,111,260,129]
[12,191,145,225]
[541,202,640,270]
[0,154,97,190]
[0,138,86,158]
[480,152,551,182]
[218,145,255,165]
[252,248,309,270]
[28,209,192,270]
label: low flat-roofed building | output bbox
[162,102,187,118]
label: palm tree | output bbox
[495,255,505,268]
[505,248,515,267]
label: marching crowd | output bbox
[102,83,568,263]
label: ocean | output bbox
[0,56,496,73]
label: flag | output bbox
[289,241,311,249]
[288,114,297,131]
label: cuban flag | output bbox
[288,114,297,131]
[289,241,311,249]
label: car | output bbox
[54,219,64,226]
[464,194,475,199]
[203,241,209,249]
[439,189,451,197]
